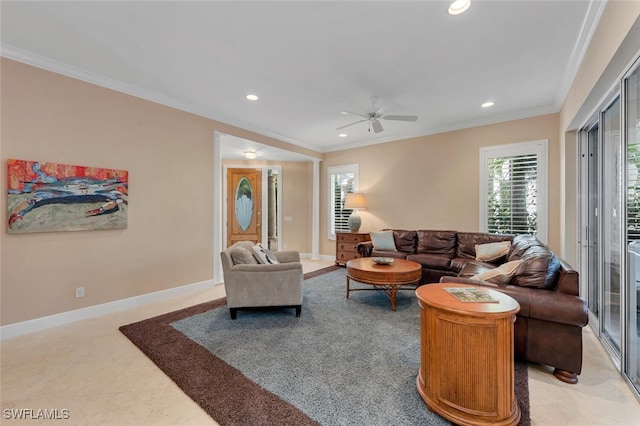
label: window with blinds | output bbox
[480,141,547,242]
[328,164,358,239]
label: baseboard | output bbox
[0,279,215,340]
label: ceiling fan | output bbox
[337,99,418,134]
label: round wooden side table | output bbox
[415,283,521,426]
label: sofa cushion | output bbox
[230,247,259,265]
[407,254,452,271]
[450,257,471,272]
[416,230,457,256]
[509,234,543,261]
[458,261,495,278]
[393,230,417,253]
[456,232,514,259]
[511,247,559,289]
[370,231,397,251]
[251,243,279,264]
[476,241,511,262]
[471,260,523,284]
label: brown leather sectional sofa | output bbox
[357,230,589,383]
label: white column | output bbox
[213,132,223,284]
[311,159,321,260]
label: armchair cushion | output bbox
[230,247,259,265]
[251,243,279,264]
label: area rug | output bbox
[120,266,530,426]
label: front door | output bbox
[227,168,262,246]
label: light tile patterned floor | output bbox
[1,259,639,425]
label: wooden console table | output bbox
[335,232,370,265]
[415,283,520,426]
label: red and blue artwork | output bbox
[7,159,128,234]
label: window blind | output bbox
[330,173,353,234]
[486,153,538,235]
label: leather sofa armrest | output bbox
[440,276,588,327]
[529,290,588,327]
[357,241,373,257]
[555,266,579,296]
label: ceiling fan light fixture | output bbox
[244,150,257,159]
[448,0,471,15]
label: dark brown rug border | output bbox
[119,265,530,426]
[119,300,320,426]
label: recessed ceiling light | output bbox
[481,101,495,108]
[246,94,259,101]
[448,0,471,15]
[340,111,349,115]
[244,150,257,159]
[339,133,347,138]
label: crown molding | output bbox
[0,43,314,151]
[554,0,608,109]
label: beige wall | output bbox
[320,114,560,256]
[1,59,217,325]
[0,58,317,326]
[559,2,640,265]
[221,160,312,252]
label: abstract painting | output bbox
[7,159,128,234]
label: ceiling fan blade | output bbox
[337,119,367,130]
[340,111,368,119]
[371,119,384,133]
[381,115,418,122]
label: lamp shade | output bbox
[344,193,367,210]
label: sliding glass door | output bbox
[625,63,640,393]
[602,96,622,356]
[579,57,640,399]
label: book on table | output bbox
[444,287,499,303]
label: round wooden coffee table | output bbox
[346,258,422,311]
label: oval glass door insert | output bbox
[235,177,253,231]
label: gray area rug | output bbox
[168,268,530,425]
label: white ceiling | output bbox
[1,1,603,159]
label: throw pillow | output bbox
[230,247,259,265]
[370,231,397,251]
[475,241,511,262]
[251,243,279,264]
[471,259,523,285]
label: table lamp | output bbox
[344,192,367,232]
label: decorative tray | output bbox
[372,257,394,265]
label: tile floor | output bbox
[1,259,639,425]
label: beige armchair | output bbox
[220,241,304,319]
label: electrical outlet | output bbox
[75,287,85,298]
